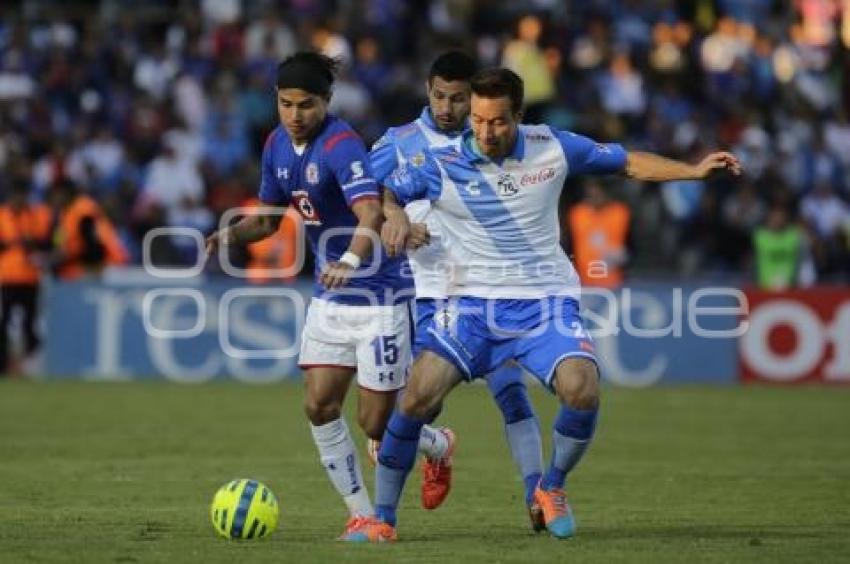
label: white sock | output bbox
[310,418,373,517]
[417,424,450,460]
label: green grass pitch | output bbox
[1,380,848,563]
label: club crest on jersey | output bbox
[306,162,319,184]
[497,173,519,197]
[410,152,426,167]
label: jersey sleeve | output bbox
[326,133,380,207]
[258,133,290,206]
[369,132,401,185]
[552,128,627,176]
[384,152,442,205]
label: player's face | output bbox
[427,77,470,132]
[277,88,329,144]
[470,95,521,159]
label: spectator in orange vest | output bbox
[566,180,632,288]
[241,197,301,284]
[47,180,128,280]
[0,181,52,374]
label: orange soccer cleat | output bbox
[533,484,576,539]
[338,515,397,543]
[420,427,456,510]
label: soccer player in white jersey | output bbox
[204,52,454,539]
[370,51,545,526]
[342,67,741,542]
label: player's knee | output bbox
[303,397,342,426]
[553,361,600,410]
[493,383,534,424]
[399,389,439,420]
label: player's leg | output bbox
[515,297,599,539]
[303,366,375,521]
[484,363,544,529]
[407,299,456,509]
[359,298,455,504]
[529,358,599,537]
[357,383,455,507]
[377,353,461,522]
[340,351,462,542]
[299,298,373,530]
[545,357,600,492]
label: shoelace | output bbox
[549,490,569,515]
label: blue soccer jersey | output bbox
[369,108,462,299]
[259,115,413,304]
[386,124,627,299]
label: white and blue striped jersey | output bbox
[385,125,628,299]
[370,108,463,298]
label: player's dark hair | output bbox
[276,51,339,97]
[470,68,524,113]
[428,50,478,84]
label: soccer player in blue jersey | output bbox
[205,52,455,539]
[369,51,546,528]
[342,68,741,542]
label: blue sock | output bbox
[523,472,543,505]
[488,371,543,505]
[374,411,425,526]
[487,368,533,424]
[541,405,598,491]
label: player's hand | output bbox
[694,152,742,178]
[204,228,232,261]
[204,232,221,261]
[406,223,431,250]
[320,261,354,289]
[381,209,411,257]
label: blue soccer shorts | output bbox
[413,298,527,392]
[417,296,598,389]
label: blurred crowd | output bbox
[0,0,849,286]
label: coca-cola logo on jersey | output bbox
[520,167,556,186]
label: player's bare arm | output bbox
[204,207,283,258]
[379,188,431,256]
[380,188,411,257]
[624,151,742,182]
[319,197,384,289]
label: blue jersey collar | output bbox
[461,128,525,164]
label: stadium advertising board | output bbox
[46,280,312,382]
[45,281,744,384]
[740,288,850,384]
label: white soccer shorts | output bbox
[298,297,411,392]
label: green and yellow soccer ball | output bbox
[210,479,279,539]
